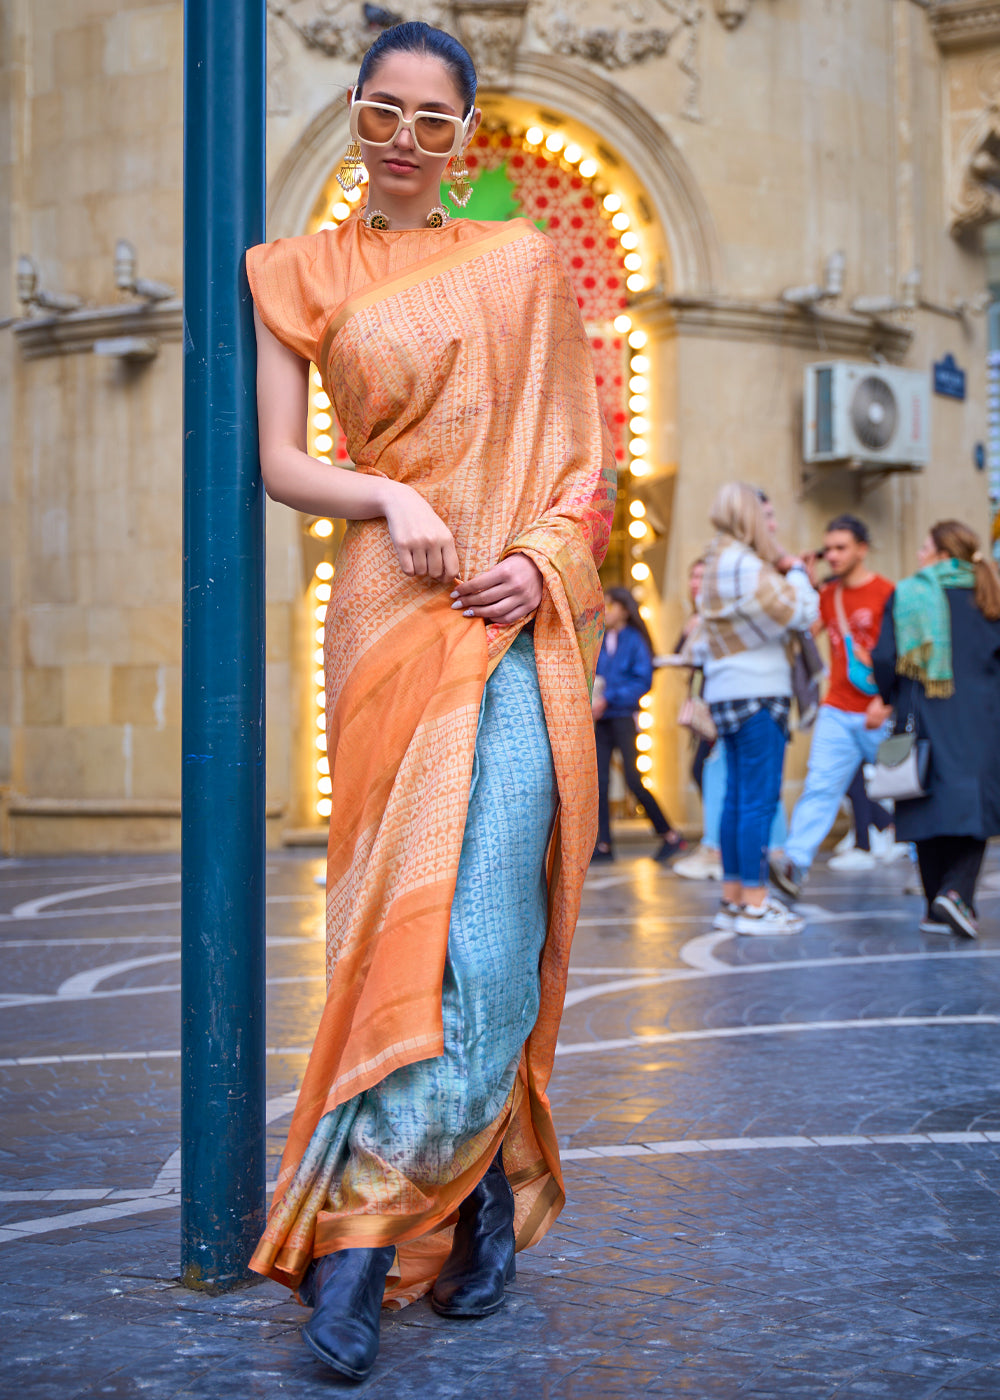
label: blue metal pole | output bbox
[181,0,267,1290]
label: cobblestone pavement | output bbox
[2,839,1000,1398]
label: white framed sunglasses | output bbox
[349,99,472,159]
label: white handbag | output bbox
[866,721,930,803]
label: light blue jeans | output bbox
[785,704,891,873]
[702,740,788,852]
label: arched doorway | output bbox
[294,97,682,829]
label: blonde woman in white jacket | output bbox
[696,483,819,935]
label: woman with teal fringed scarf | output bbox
[872,520,1000,939]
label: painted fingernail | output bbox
[450,590,459,599]
[451,600,463,609]
[463,609,475,618]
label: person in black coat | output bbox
[592,587,686,863]
[872,519,1000,937]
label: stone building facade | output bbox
[1,0,998,852]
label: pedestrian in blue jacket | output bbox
[592,588,686,862]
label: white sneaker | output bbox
[828,848,877,873]
[734,898,805,936]
[673,846,723,881]
[712,900,742,931]
[833,829,856,857]
[870,827,910,864]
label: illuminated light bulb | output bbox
[315,561,334,580]
[317,797,333,817]
[637,711,654,729]
[346,186,362,204]
[612,212,630,232]
[313,647,324,665]
[314,670,325,689]
[317,756,330,775]
[636,755,653,774]
[629,500,646,517]
[314,433,333,452]
[620,231,639,251]
[629,459,650,478]
[313,411,332,430]
[315,733,328,751]
[638,692,653,708]
[313,391,331,410]
[636,734,653,752]
[631,354,650,372]
[314,626,325,644]
[315,582,332,603]
[318,776,333,795]
[629,520,648,539]
[629,375,648,394]
[312,370,323,386]
[628,330,648,349]
[312,518,334,538]
[630,416,649,434]
[315,454,331,464]
[579,158,598,178]
[603,193,622,213]
[629,438,648,456]
[629,395,648,413]
[332,202,350,220]
[314,605,327,622]
[626,273,645,292]
[316,713,326,730]
[316,690,326,709]
[639,605,653,621]
[624,254,642,272]
[545,132,564,152]
[525,126,543,145]
[564,143,583,164]
[319,221,336,232]
[631,561,651,582]
[613,314,632,333]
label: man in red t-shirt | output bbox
[770,515,894,900]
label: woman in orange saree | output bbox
[247,22,615,1381]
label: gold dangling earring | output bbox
[448,152,473,208]
[336,139,363,194]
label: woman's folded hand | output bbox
[382,482,461,582]
[451,553,543,624]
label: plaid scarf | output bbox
[893,557,975,698]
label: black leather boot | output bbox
[431,1149,516,1319]
[299,1245,396,1380]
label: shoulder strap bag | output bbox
[866,695,931,803]
[833,585,879,697]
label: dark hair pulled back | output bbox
[356,22,477,117]
[605,586,656,655]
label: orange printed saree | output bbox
[245,215,616,1304]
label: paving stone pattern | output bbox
[2,842,1000,1397]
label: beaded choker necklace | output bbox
[363,205,450,230]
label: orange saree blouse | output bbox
[245,215,616,1304]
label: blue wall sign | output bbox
[933,353,966,401]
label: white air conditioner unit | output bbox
[803,362,930,468]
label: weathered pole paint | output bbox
[180,0,267,1291]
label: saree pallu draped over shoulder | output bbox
[245,216,616,1305]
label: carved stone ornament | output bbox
[270,0,705,119]
[530,0,703,119]
[950,57,1000,233]
[713,0,750,30]
[930,0,1000,53]
[453,0,528,87]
